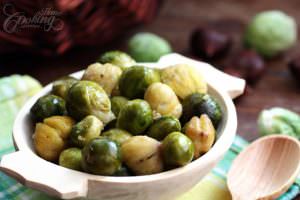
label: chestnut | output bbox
[190,27,232,60]
[225,49,265,85]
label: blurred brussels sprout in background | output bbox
[147,116,181,140]
[161,64,207,99]
[70,115,104,148]
[161,132,194,167]
[181,93,222,128]
[144,82,182,119]
[110,96,129,117]
[52,76,78,99]
[119,66,160,99]
[82,63,122,96]
[258,107,300,139]
[102,128,132,146]
[128,32,172,62]
[98,50,136,70]
[121,136,163,175]
[184,114,216,158]
[81,137,122,175]
[244,10,297,57]
[66,80,115,124]
[33,116,75,161]
[59,147,82,171]
[117,99,153,135]
[30,94,67,122]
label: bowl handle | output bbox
[0,151,87,199]
[157,53,246,99]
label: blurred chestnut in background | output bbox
[224,49,265,85]
[222,67,243,79]
[288,57,300,84]
[190,27,232,60]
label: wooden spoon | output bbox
[227,135,300,200]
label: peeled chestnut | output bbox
[224,49,265,85]
[190,27,232,60]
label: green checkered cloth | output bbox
[0,75,299,200]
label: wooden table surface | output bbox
[0,0,300,198]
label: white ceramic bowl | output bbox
[0,54,245,200]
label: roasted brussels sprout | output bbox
[184,115,216,158]
[121,136,163,175]
[66,80,115,124]
[181,93,222,127]
[102,128,132,146]
[117,99,153,135]
[161,132,194,167]
[31,94,67,122]
[161,64,207,99]
[59,148,82,170]
[119,66,160,99]
[52,76,78,99]
[81,137,122,175]
[98,50,136,70]
[33,116,75,161]
[147,116,181,140]
[258,107,300,139]
[110,96,129,117]
[70,115,104,148]
[128,32,172,62]
[82,63,122,96]
[144,82,182,119]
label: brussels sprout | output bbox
[52,76,78,99]
[98,50,136,70]
[161,132,194,167]
[82,63,122,96]
[117,99,153,135]
[102,128,132,146]
[59,148,82,171]
[121,136,163,175]
[268,107,300,135]
[245,11,297,57]
[161,64,207,99]
[111,96,129,117]
[31,94,67,122]
[147,116,181,140]
[144,83,182,119]
[184,115,216,158]
[181,93,222,128]
[258,107,300,139]
[66,80,115,124]
[81,138,121,175]
[33,116,75,161]
[70,115,104,148]
[119,66,160,99]
[128,32,172,62]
